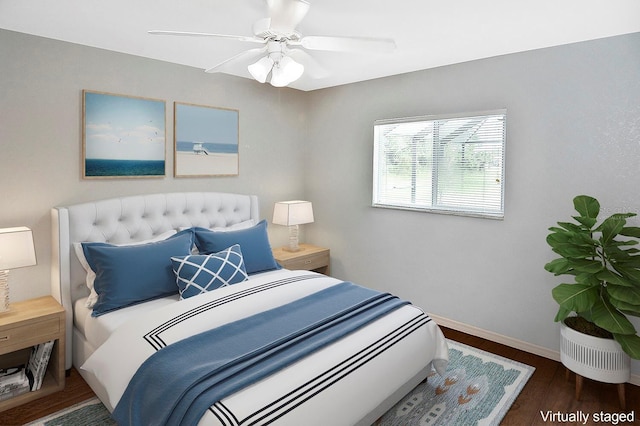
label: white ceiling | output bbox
[1,0,639,91]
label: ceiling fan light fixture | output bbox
[248,56,275,83]
[270,55,304,87]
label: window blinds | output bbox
[373,110,506,219]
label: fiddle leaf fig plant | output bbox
[545,195,640,359]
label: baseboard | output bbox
[430,313,640,387]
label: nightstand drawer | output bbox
[283,250,330,271]
[272,244,331,275]
[0,316,60,354]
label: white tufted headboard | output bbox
[51,192,259,369]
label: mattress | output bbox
[74,296,178,349]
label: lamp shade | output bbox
[270,56,304,87]
[273,201,314,226]
[248,56,274,84]
[0,227,37,270]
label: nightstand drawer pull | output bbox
[0,335,8,342]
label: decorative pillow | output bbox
[171,244,248,300]
[82,230,194,317]
[74,230,178,308]
[193,220,281,275]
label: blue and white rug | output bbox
[378,340,535,426]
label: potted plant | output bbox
[545,195,640,387]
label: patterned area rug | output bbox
[24,398,115,426]
[378,340,535,425]
[26,340,534,426]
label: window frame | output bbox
[372,109,506,219]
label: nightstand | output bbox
[273,244,330,275]
[0,296,65,411]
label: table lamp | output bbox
[0,227,37,312]
[273,201,314,252]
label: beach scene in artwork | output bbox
[174,103,239,176]
[175,141,238,176]
[83,92,165,177]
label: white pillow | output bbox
[74,230,178,308]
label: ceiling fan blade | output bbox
[266,0,310,34]
[298,35,396,53]
[205,47,267,73]
[287,49,328,79]
[148,30,265,44]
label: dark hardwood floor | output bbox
[0,327,637,425]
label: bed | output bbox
[51,192,448,425]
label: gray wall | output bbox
[0,29,307,301]
[2,28,639,377]
[305,33,640,377]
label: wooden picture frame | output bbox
[82,90,166,179]
[174,102,239,177]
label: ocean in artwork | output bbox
[85,159,165,177]
[176,141,238,154]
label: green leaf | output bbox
[590,297,636,335]
[575,273,602,286]
[608,285,640,305]
[614,255,640,267]
[597,215,628,245]
[613,333,640,360]
[572,259,604,274]
[550,244,595,259]
[573,215,598,229]
[596,270,634,288]
[544,258,572,275]
[608,298,640,317]
[546,230,597,249]
[620,226,640,238]
[556,221,586,233]
[552,283,598,313]
[573,195,600,220]
[614,265,640,282]
[546,232,570,246]
[606,239,639,247]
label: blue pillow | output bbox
[193,220,280,274]
[171,244,248,299]
[82,230,194,316]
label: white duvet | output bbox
[81,270,449,426]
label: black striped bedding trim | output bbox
[142,274,320,350]
[207,312,432,426]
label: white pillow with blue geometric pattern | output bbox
[171,244,248,300]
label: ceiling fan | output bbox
[149,0,396,87]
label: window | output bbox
[373,110,506,219]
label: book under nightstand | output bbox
[0,296,65,412]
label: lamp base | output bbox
[0,270,9,313]
[285,224,301,252]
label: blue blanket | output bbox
[112,282,408,426]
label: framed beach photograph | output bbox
[82,90,166,179]
[174,102,239,177]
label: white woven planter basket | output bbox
[560,322,630,383]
